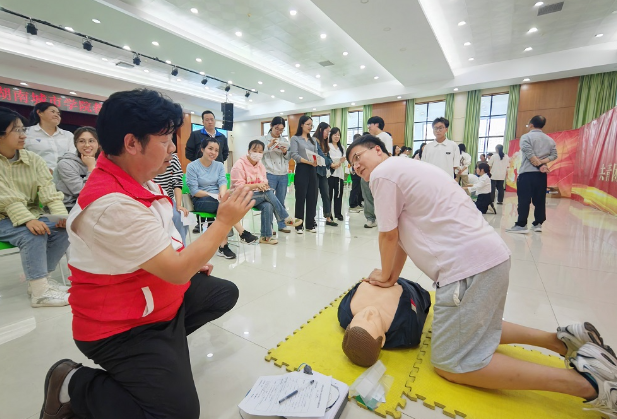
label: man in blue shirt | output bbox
[185,111,229,163]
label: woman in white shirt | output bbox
[466,162,494,214]
[25,102,76,173]
[488,144,511,205]
[327,128,346,221]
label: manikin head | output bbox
[342,306,386,367]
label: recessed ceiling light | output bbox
[596,33,604,38]
[235,31,242,37]
[454,87,459,91]
[204,86,209,90]
[279,112,283,115]
[374,76,379,80]
[316,74,321,78]
[191,111,194,114]
[190,8,198,13]
[320,33,327,39]
[65,26,74,32]
[271,95,275,98]
[176,78,181,82]
[333,84,337,87]
[299,96,303,99]
[469,57,475,61]
[123,45,131,50]
[152,41,159,46]
[165,60,171,64]
[207,353,213,357]
[199,71,205,75]
[20,82,28,86]
[313,108,317,111]
[523,78,531,82]
[258,81,263,85]
[524,47,533,51]
[101,57,108,61]
[528,27,538,33]
[458,21,466,26]
[46,41,54,46]
[397,96,401,99]
[280,89,285,93]
[228,80,233,84]
[464,42,471,46]
[92,19,101,24]
[360,65,365,69]
[69,91,76,95]
[143,69,149,73]
[290,10,297,16]
[196,58,202,62]
[351,103,355,106]
[295,63,300,68]
[251,88,256,91]
[249,99,252,102]
[343,51,348,56]
[534,2,543,6]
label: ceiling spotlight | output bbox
[524,47,533,51]
[26,20,38,35]
[46,41,54,46]
[350,103,355,106]
[271,95,275,98]
[280,89,285,93]
[290,10,297,16]
[228,80,233,85]
[299,96,303,99]
[204,86,209,90]
[374,76,379,79]
[92,18,101,24]
[333,84,337,87]
[196,58,202,62]
[280,113,284,115]
[225,85,231,92]
[295,63,301,68]
[171,66,178,76]
[454,87,459,91]
[523,78,531,81]
[101,57,108,61]
[316,74,321,78]
[143,69,149,73]
[596,33,604,38]
[152,41,159,46]
[199,71,205,75]
[343,51,348,56]
[235,31,242,37]
[245,91,250,98]
[469,57,475,61]
[133,53,141,66]
[190,8,198,13]
[313,108,317,111]
[82,38,93,51]
[191,111,194,114]
[176,78,181,82]
[20,82,28,86]
[528,27,538,33]
[123,45,131,51]
[69,91,77,95]
[258,81,263,84]
[165,60,172,64]
[251,88,256,91]
[360,65,365,69]
[201,77,208,85]
[397,96,402,99]
[320,33,327,39]
[464,42,471,46]
[249,99,252,102]
[458,21,466,26]
[65,26,74,32]
[534,2,544,6]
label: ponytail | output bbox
[477,162,491,178]
[496,144,505,160]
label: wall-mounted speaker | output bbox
[221,102,234,131]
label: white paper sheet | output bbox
[238,371,331,417]
[181,212,197,227]
[305,149,326,167]
[42,214,68,223]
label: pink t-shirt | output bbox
[370,157,511,287]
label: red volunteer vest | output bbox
[69,153,190,341]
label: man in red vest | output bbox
[39,89,255,419]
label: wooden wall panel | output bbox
[177,113,192,172]
[516,77,579,138]
[372,101,406,147]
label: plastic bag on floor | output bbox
[349,360,393,410]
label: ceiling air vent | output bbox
[538,2,564,16]
[115,61,135,69]
[319,60,334,67]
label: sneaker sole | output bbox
[506,229,529,234]
[581,322,616,358]
[216,251,236,259]
[40,359,73,419]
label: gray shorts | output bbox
[431,258,511,374]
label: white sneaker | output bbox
[532,224,543,232]
[296,228,304,235]
[557,323,615,368]
[364,220,377,228]
[570,343,617,418]
[27,278,70,296]
[349,207,362,213]
[31,289,70,308]
[306,228,317,233]
[506,225,529,234]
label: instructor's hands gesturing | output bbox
[216,186,255,227]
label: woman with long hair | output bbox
[262,116,292,233]
[488,144,511,205]
[328,128,346,221]
[412,143,426,160]
[393,145,401,156]
[54,127,101,212]
[25,102,76,172]
[289,116,318,233]
[313,122,337,226]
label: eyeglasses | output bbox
[272,126,285,132]
[433,126,446,131]
[351,147,374,164]
[76,139,98,145]
[11,127,27,134]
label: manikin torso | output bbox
[349,282,403,342]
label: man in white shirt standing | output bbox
[422,117,460,177]
[455,143,472,187]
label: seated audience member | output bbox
[153,133,189,244]
[41,89,248,419]
[400,146,412,157]
[479,153,487,162]
[338,278,431,367]
[465,162,495,214]
[345,134,617,418]
[25,102,76,173]
[0,106,70,307]
[187,138,258,258]
[54,127,100,212]
[231,140,302,244]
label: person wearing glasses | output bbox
[289,115,318,233]
[262,117,292,233]
[422,117,461,177]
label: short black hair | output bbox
[0,106,26,136]
[202,110,215,119]
[200,138,219,150]
[96,89,183,156]
[346,134,390,161]
[529,115,546,129]
[367,116,385,130]
[248,139,265,151]
[353,133,362,141]
[28,102,59,127]
[432,117,449,128]
[458,143,466,152]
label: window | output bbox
[347,110,363,144]
[413,101,446,152]
[261,119,288,138]
[478,94,509,162]
[310,114,330,137]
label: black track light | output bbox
[26,19,38,35]
[171,66,178,77]
[224,85,231,92]
[82,38,93,51]
[201,77,208,85]
[133,53,141,66]
[245,91,250,98]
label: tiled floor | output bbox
[1,190,616,419]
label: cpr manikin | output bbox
[338,278,431,367]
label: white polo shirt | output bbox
[376,132,393,156]
[422,138,460,177]
[488,154,511,181]
[370,157,510,287]
[25,124,76,171]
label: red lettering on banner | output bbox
[79,100,93,113]
[31,92,48,105]
[13,90,29,104]
[63,98,78,110]
[612,165,617,182]
[93,102,103,114]
[0,87,11,101]
[48,95,63,108]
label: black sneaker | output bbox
[240,230,258,244]
[326,220,338,226]
[192,225,201,234]
[216,245,236,259]
[336,215,344,221]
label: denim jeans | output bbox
[192,196,219,214]
[252,190,289,238]
[266,173,289,230]
[171,199,188,244]
[360,178,375,222]
[0,217,69,280]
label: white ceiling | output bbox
[0,0,617,122]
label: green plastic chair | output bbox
[0,241,16,251]
[288,173,295,186]
[181,174,216,219]
[226,173,231,189]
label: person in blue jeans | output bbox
[0,106,70,308]
[186,138,258,259]
[262,117,291,233]
[313,122,338,227]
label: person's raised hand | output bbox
[216,186,254,227]
[26,219,51,235]
[81,155,96,171]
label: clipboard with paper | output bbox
[305,149,326,167]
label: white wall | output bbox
[228,119,262,164]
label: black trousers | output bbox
[69,274,239,419]
[317,173,332,218]
[491,179,505,204]
[516,172,547,227]
[349,173,363,208]
[328,176,344,218]
[294,164,318,229]
[475,193,492,214]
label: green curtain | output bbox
[504,85,520,153]
[445,93,454,135]
[362,104,372,132]
[329,109,337,128]
[340,107,349,147]
[403,99,415,148]
[573,71,617,128]
[463,90,482,170]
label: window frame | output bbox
[412,100,446,152]
[346,110,363,144]
[261,119,289,138]
[477,93,509,161]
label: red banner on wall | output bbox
[0,84,103,115]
